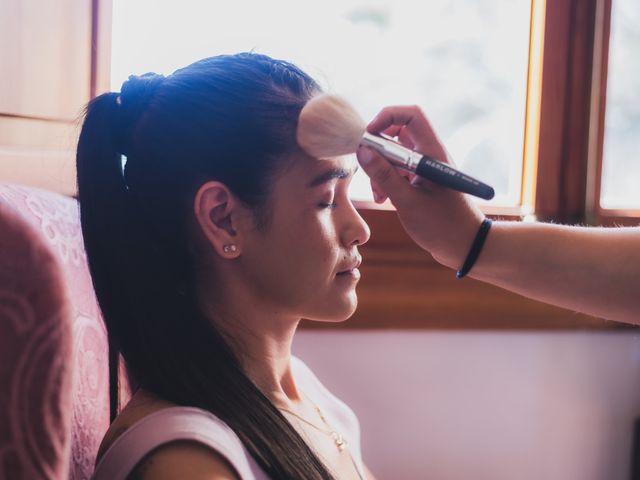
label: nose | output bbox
[341,202,371,247]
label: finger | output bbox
[381,125,403,139]
[410,174,428,188]
[369,179,388,204]
[377,165,416,185]
[397,125,415,150]
[378,124,416,151]
[371,163,416,192]
[367,105,432,137]
[374,190,387,204]
[398,169,412,181]
[367,105,448,162]
[356,146,412,208]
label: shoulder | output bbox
[97,389,175,462]
[130,440,240,480]
[94,392,259,480]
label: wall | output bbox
[294,330,640,480]
[0,0,112,197]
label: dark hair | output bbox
[76,53,336,479]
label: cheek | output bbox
[246,216,339,300]
[277,218,336,278]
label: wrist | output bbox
[432,216,486,270]
[463,220,511,281]
[456,219,492,278]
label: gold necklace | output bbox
[278,397,348,452]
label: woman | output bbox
[78,53,374,479]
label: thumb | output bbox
[357,146,411,205]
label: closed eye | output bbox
[318,202,338,210]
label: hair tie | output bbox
[456,218,492,279]
[118,72,165,110]
[114,72,165,155]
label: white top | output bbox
[91,356,366,479]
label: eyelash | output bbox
[319,202,338,210]
[319,181,353,210]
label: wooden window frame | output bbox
[586,0,640,226]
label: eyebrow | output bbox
[307,165,359,188]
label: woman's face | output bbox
[238,153,370,322]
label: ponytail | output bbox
[76,92,130,421]
[76,55,335,479]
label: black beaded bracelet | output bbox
[456,219,493,279]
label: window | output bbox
[586,0,640,225]
[599,0,640,210]
[111,0,532,206]
[103,0,638,328]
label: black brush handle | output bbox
[415,156,495,200]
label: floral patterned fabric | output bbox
[0,184,126,480]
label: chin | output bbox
[305,295,358,323]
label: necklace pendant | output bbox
[331,431,348,451]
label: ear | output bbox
[193,181,243,259]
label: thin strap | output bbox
[91,407,262,480]
[291,357,367,479]
[108,337,118,423]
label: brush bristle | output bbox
[296,94,365,159]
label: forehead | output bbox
[278,153,358,191]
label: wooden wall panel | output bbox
[315,255,620,330]
[300,206,637,330]
[0,0,112,196]
[0,146,75,195]
[0,117,80,150]
[0,116,79,196]
[0,0,92,120]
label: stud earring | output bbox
[223,244,237,253]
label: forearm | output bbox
[468,221,640,324]
[356,105,640,324]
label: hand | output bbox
[357,105,485,269]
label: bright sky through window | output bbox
[112,0,531,204]
[601,0,640,209]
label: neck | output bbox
[197,277,304,407]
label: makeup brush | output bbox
[296,94,495,200]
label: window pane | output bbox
[112,0,531,204]
[601,0,640,209]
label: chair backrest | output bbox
[0,184,125,480]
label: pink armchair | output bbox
[0,184,127,480]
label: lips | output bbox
[336,257,362,275]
